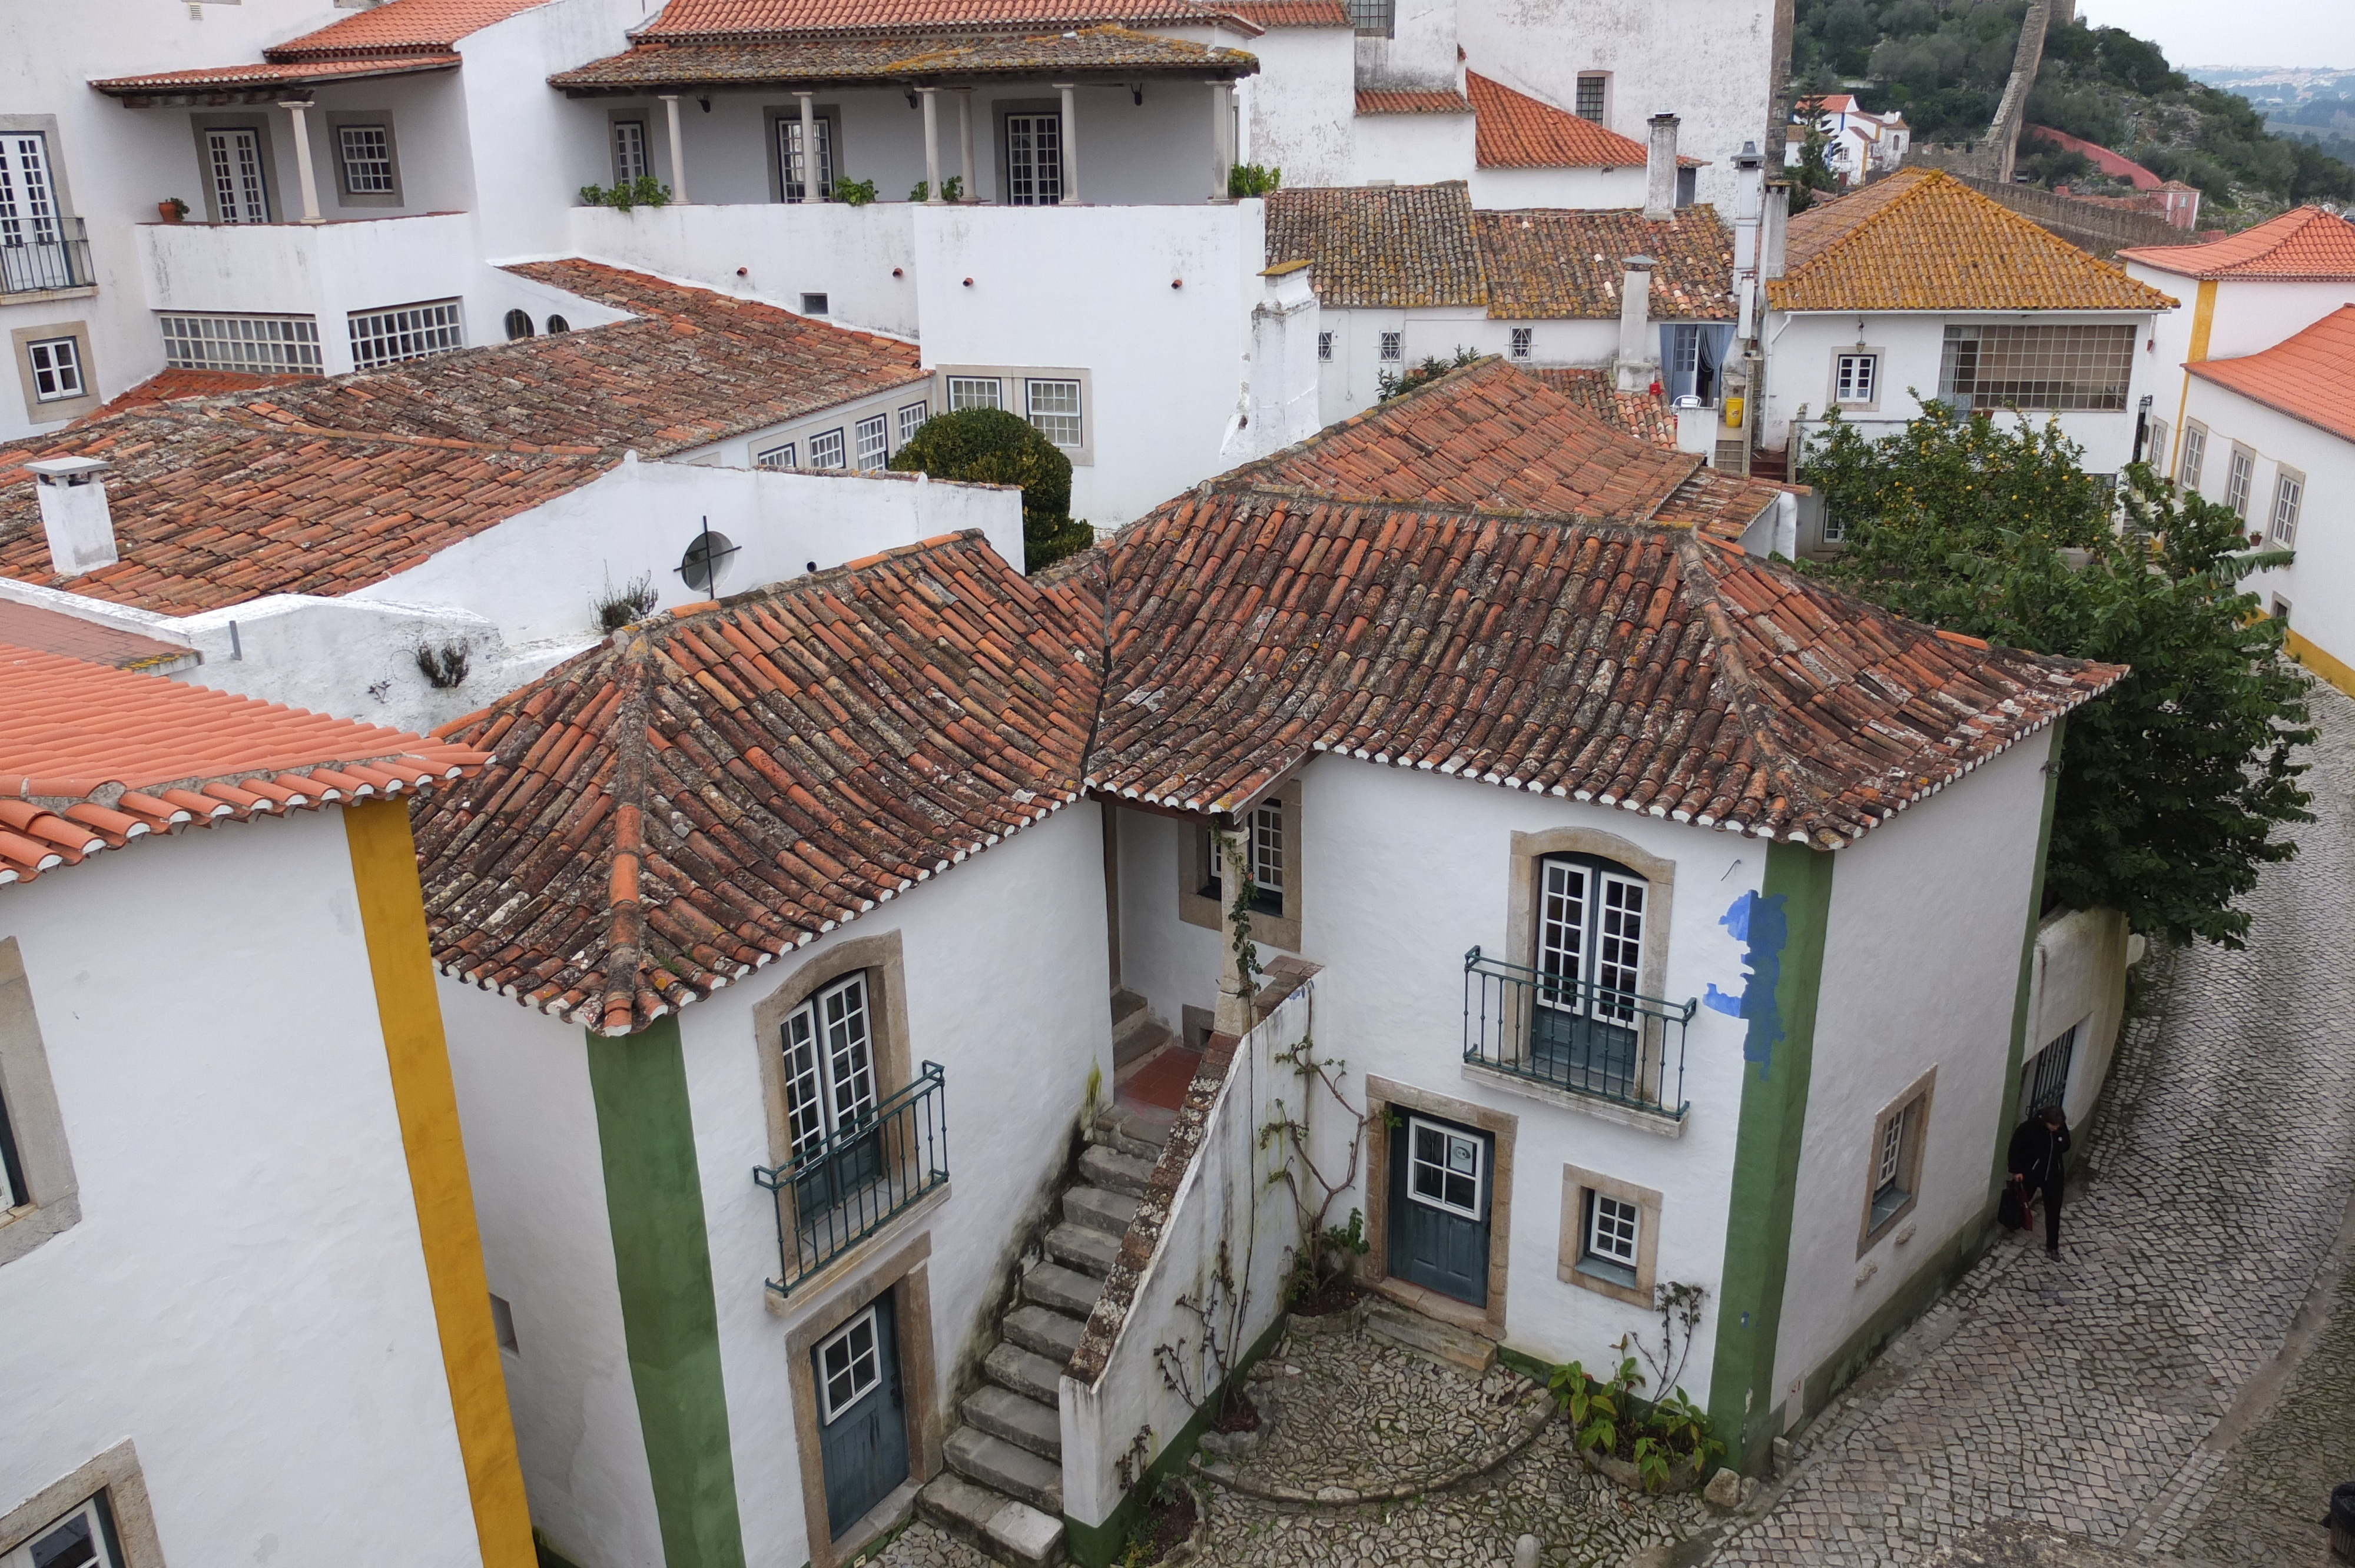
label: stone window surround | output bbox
[763,102,845,202]
[12,321,99,424]
[1504,826,1676,1019]
[2177,418,2208,491]
[0,115,82,226]
[0,1440,166,1567]
[0,936,81,1268]
[1558,1164,1661,1307]
[1178,773,1303,954]
[1856,1064,1936,1258]
[187,111,287,226]
[778,1228,943,1568]
[2268,463,2305,547]
[928,363,1096,466]
[1830,344,1884,411]
[604,106,662,187]
[1364,1075,1515,1341]
[323,109,403,208]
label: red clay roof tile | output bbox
[2120,205,2355,281]
[1356,89,1472,114]
[550,26,1257,88]
[2185,304,2355,444]
[1468,71,1647,168]
[641,0,1243,39]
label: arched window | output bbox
[1532,853,1648,1087]
[545,314,570,334]
[502,308,535,341]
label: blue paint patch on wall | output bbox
[1703,889,1790,1076]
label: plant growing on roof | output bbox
[1376,346,1481,402]
[888,408,1092,572]
[592,572,660,632]
[413,642,469,690]
[1226,163,1281,198]
[577,175,671,212]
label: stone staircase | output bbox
[1364,1297,1497,1374]
[916,1129,1164,1566]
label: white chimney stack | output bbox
[26,456,117,577]
[1762,177,1791,280]
[1615,255,1658,393]
[1644,113,1681,221]
[1733,141,1766,339]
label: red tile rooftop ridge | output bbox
[2120,205,2355,281]
[2185,303,2355,444]
[639,0,1249,41]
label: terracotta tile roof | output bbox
[640,0,1246,41]
[551,26,1257,88]
[2186,304,2355,444]
[90,57,462,95]
[1079,490,2121,843]
[1524,368,1676,446]
[0,602,195,673]
[1217,0,1346,25]
[0,644,487,886]
[72,368,310,427]
[264,0,555,58]
[1473,207,1734,320]
[413,531,1099,1035]
[1767,168,2177,313]
[1356,89,1472,115]
[1467,72,1646,168]
[1265,182,1487,308]
[2120,205,2355,281]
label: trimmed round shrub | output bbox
[888,407,1091,572]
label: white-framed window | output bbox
[1026,377,1083,447]
[1587,1191,1639,1268]
[808,427,847,469]
[158,311,321,374]
[756,440,797,469]
[815,1305,884,1423]
[1317,330,1333,361]
[2224,445,2254,519]
[855,413,890,470]
[1510,327,1533,361]
[1537,854,1646,1019]
[204,126,270,224]
[1938,322,2134,411]
[336,124,395,195]
[0,132,61,249]
[1,1495,122,1568]
[897,399,929,444]
[2144,416,2168,471]
[947,375,1001,411]
[1862,1072,1933,1245]
[1834,351,1878,405]
[778,114,835,201]
[612,119,649,186]
[2178,421,2207,490]
[1560,1165,1659,1301]
[1405,1116,1482,1219]
[2269,468,2303,547]
[1004,111,1063,205]
[1575,72,1608,122]
[1199,800,1285,916]
[1379,331,1401,362]
[782,973,878,1165]
[349,298,463,370]
[25,335,82,402]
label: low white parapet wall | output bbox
[565,202,921,340]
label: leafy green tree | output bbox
[887,408,1092,572]
[1787,97,1846,212]
[1799,401,2314,947]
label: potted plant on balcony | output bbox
[158,197,188,224]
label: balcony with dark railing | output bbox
[1462,948,1696,1123]
[2,218,94,295]
[753,1061,947,1297]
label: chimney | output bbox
[1614,255,1657,393]
[26,456,117,576]
[1762,177,1791,281]
[1644,113,1680,221]
[1733,141,1766,340]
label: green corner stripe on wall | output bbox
[587,1019,747,1568]
[1990,719,2068,1198]
[1706,840,1836,1475]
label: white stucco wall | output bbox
[0,811,483,1566]
[459,0,651,263]
[1467,164,1644,210]
[1771,726,2057,1412]
[1312,304,1628,425]
[1354,0,1459,93]
[563,202,922,341]
[1238,28,1358,187]
[2125,266,2351,478]
[1348,111,1478,187]
[2022,905,2130,1134]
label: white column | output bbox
[278,101,323,223]
[797,92,819,200]
[1054,82,1079,205]
[920,88,943,203]
[660,94,689,202]
[1208,81,1230,202]
[956,89,976,201]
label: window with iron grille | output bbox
[336,124,396,195]
[2178,421,2207,490]
[947,375,1001,411]
[158,312,322,374]
[2020,1024,2076,1120]
[897,399,929,444]
[1936,323,2133,411]
[2270,469,2303,547]
[1347,0,1394,36]
[855,413,890,470]
[1317,330,1332,361]
[1379,331,1401,362]
[349,298,463,371]
[1026,378,1083,447]
[809,428,846,469]
[25,335,83,402]
[1575,74,1608,122]
[1510,327,1533,361]
[2224,445,2254,519]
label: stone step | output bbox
[1091,1106,1170,1162]
[1021,1260,1104,1318]
[1110,988,1147,1030]
[964,1383,1062,1461]
[1003,1304,1085,1365]
[1062,1184,1138,1238]
[985,1339,1067,1404]
[1364,1298,1497,1374]
[916,1473,1067,1568]
[1077,1143,1157,1199]
[1045,1221,1119,1278]
[946,1426,1063,1516]
[1113,1017,1176,1069]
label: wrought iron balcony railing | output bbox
[1462,947,1695,1119]
[754,1061,947,1297]
[2,218,94,295]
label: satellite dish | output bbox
[678,518,740,595]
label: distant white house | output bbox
[1785,93,1908,184]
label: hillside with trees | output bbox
[1789,1,2354,221]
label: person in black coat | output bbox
[2008,1105,2072,1255]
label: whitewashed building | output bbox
[1785,94,1908,185]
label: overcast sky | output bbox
[2072,0,2354,70]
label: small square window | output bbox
[8,1494,124,1568]
[489,1293,519,1354]
[2272,596,2291,624]
[817,1306,883,1422]
[1560,1165,1659,1303]
[26,335,84,402]
[1835,351,1878,405]
[1406,1117,1482,1218]
[1379,331,1401,363]
[855,413,890,470]
[1026,378,1083,447]
[1575,74,1607,122]
[336,124,396,195]
[897,400,929,444]
[1317,330,1333,361]
[808,428,847,469]
[1860,1070,1934,1250]
[801,293,830,316]
[947,375,1001,411]
[1509,327,1533,361]
[756,440,797,469]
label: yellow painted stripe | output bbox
[2287,627,2355,701]
[2169,278,2217,478]
[345,800,536,1568]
